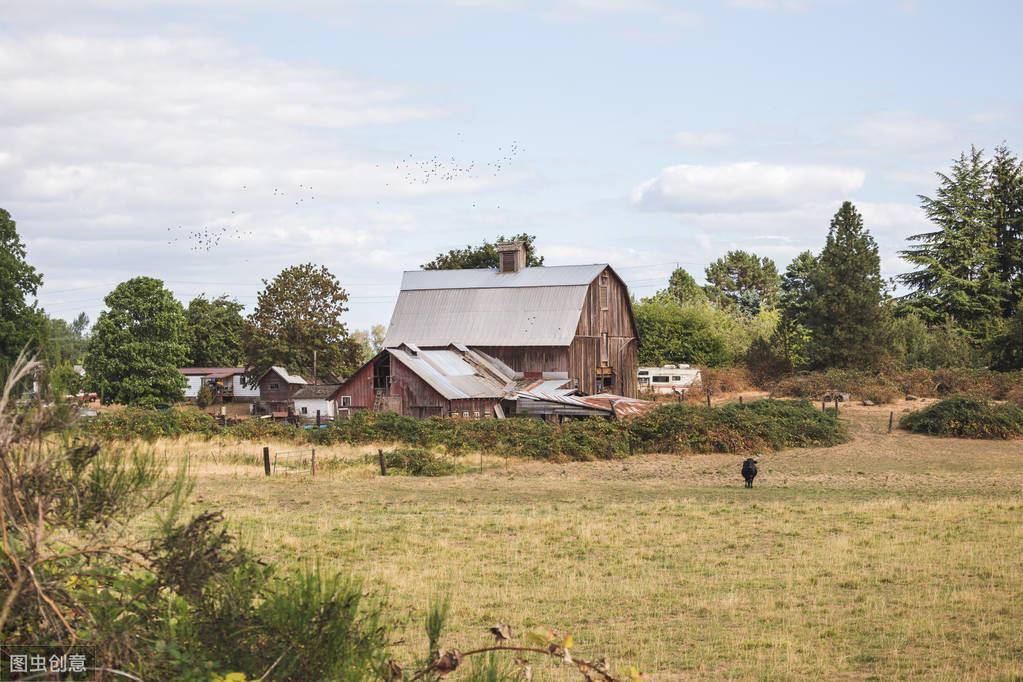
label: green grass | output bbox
[152,405,1023,679]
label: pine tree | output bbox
[774,250,818,367]
[899,147,1006,340]
[989,145,1023,313]
[806,202,889,369]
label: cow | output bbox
[741,458,758,488]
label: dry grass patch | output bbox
[137,410,1023,680]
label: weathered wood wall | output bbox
[569,267,639,397]
[258,369,302,407]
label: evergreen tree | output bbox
[899,147,1005,340]
[85,277,189,405]
[662,267,707,306]
[806,202,890,369]
[704,250,780,316]
[773,250,818,368]
[0,208,45,371]
[989,145,1023,313]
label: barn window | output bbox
[599,273,610,310]
[373,355,391,391]
[269,382,280,390]
[300,406,308,415]
[340,395,352,407]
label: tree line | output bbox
[635,145,1023,376]
[2,145,1021,404]
[0,211,382,405]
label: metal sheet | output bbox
[384,285,590,347]
[400,264,607,290]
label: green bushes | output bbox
[899,396,1023,439]
[630,399,846,454]
[382,448,469,476]
[78,406,218,441]
[79,400,847,459]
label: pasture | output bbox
[156,402,1023,680]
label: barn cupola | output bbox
[496,240,527,273]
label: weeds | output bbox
[899,396,1023,439]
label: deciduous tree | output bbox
[244,264,361,382]
[184,295,246,367]
[0,208,44,371]
[84,277,189,405]
[421,233,543,270]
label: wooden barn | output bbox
[332,241,639,418]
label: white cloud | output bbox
[672,131,733,149]
[632,162,865,213]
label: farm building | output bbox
[331,241,641,419]
[256,366,308,413]
[291,384,341,421]
[179,367,260,402]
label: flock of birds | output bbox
[380,139,522,187]
[166,225,255,253]
[166,140,522,253]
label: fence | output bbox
[262,445,318,476]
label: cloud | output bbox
[632,162,865,213]
[672,131,733,149]
[845,112,955,149]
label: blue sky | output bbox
[3,0,1022,330]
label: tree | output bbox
[989,145,1023,314]
[421,233,544,270]
[634,298,729,367]
[704,250,780,316]
[84,277,189,405]
[0,208,44,371]
[662,267,707,306]
[41,312,90,366]
[899,147,1006,340]
[352,324,387,363]
[772,250,818,368]
[244,264,361,383]
[184,295,246,366]
[805,202,890,369]
[991,301,1023,370]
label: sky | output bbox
[3,0,1023,331]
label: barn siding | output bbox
[569,268,639,397]
[334,360,377,410]
[258,369,302,407]
[474,346,569,374]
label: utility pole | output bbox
[312,349,317,385]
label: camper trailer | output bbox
[637,365,701,395]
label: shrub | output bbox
[383,448,469,476]
[899,396,1023,439]
[77,406,218,441]
[630,399,846,454]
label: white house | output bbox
[178,367,259,401]
[291,384,341,421]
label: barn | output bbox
[332,241,639,418]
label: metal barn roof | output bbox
[399,264,607,291]
[387,347,514,400]
[384,285,591,347]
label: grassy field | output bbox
[154,401,1023,680]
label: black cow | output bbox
[741,458,758,488]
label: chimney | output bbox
[496,240,526,273]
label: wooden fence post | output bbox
[834,397,839,413]
[739,395,743,405]
[706,392,711,407]
[888,411,894,433]
[311,448,316,476]
[822,400,826,412]
[378,448,387,476]
[262,446,271,476]
[316,410,321,427]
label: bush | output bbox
[771,368,1023,404]
[383,448,469,476]
[77,406,218,441]
[630,399,846,454]
[899,396,1023,439]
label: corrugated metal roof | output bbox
[387,348,514,400]
[401,264,607,290]
[384,285,590,347]
[259,366,307,384]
